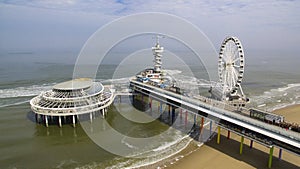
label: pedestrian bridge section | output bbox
[130,79,300,155]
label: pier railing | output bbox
[130,79,300,147]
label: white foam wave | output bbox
[129,136,194,169]
[257,104,266,108]
[0,77,133,100]
[250,83,300,111]
[81,131,195,169]
[164,69,182,75]
[277,83,300,92]
[172,75,212,92]
[100,77,131,84]
[0,100,30,108]
[152,135,189,152]
[121,137,138,150]
[56,159,78,169]
[0,84,54,99]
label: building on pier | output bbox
[30,78,113,127]
[135,36,182,95]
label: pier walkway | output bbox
[129,79,300,168]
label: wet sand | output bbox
[161,104,300,169]
[274,104,300,124]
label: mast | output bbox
[152,35,164,73]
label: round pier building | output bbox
[30,78,113,127]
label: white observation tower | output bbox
[152,35,164,73]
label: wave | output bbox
[100,77,131,84]
[0,83,57,109]
[121,137,139,150]
[99,69,183,84]
[0,100,30,108]
[104,136,193,169]
[152,135,189,152]
[0,83,54,107]
[129,137,194,169]
[77,130,195,169]
[3,74,298,112]
[0,84,55,99]
[277,83,300,92]
[55,159,79,169]
[98,70,212,93]
[164,69,183,75]
[250,83,300,111]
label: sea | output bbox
[0,50,300,169]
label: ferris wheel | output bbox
[218,36,245,98]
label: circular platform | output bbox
[53,78,92,91]
[30,78,113,117]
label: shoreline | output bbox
[156,104,300,169]
[138,140,203,169]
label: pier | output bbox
[129,78,300,168]
[29,36,300,168]
[127,36,300,168]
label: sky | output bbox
[0,0,300,60]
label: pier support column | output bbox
[45,115,48,128]
[200,117,204,133]
[180,109,182,119]
[37,114,41,123]
[227,130,230,139]
[159,102,163,120]
[158,102,160,112]
[90,113,93,123]
[35,113,38,123]
[101,109,105,118]
[185,111,188,127]
[141,95,144,103]
[250,140,253,149]
[268,146,274,168]
[172,106,175,123]
[72,115,76,128]
[217,126,221,144]
[149,98,152,108]
[58,116,62,128]
[194,114,196,125]
[168,105,171,117]
[209,120,212,137]
[278,148,282,160]
[240,136,244,154]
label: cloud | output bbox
[0,0,299,53]
[2,0,299,23]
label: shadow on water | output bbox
[27,110,84,138]
[33,124,83,138]
[27,111,36,123]
[131,94,202,140]
[206,134,300,169]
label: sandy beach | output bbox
[160,104,300,169]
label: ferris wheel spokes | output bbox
[215,36,248,106]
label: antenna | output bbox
[153,35,165,45]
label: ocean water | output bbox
[0,51,300,169]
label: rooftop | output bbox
[53,78,92,91]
